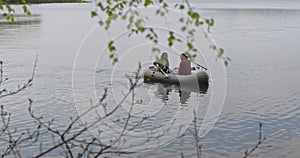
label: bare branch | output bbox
[0,55,38,99]
[243,122,270,158]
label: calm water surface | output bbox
[0,2,300,158]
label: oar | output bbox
[153,64,169,78]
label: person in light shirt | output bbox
[153,52,170,73]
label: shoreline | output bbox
[5,1,300,10]
[6,0,91,4]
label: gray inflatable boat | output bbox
[143,67,209,86]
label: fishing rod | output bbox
[173,53,208,71]
[193,62,208,71]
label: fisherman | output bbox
[153,52,170,73]
[178,53,191,75]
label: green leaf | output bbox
[129,15,134,24]
[7,6,14,13]
[110,14,117,20]
[146,33,151,38]
[210,45,217,50]
[156,9,160,15]
[134,18,145,32]
[185,52,195,61]
[218,48,224,58]
[167,36,173,46]
[205,19,210,24]
[152,47,161,53]
[26,11,31,16]
[10,15,15,23]
[188,10,199,20]
[98,2,105,10]
[109,54,114,59]
[108,41,116,52]
[179,17,184,23]
[91,11,97,18]
[188,10,192,17]
[144,0,152,7]
[181,26,186,32]
[179,4,185,10]
[195,20,204,26]
[192,12,199,19]
[137,26,145,32]
[149,28,158,38]
[163,2,168,8]
[113,57,118,64]
[167,31,175,47]
[187,42,193,50]
[224,60,228,66]
[99,20,104,26]
[5,15,10,21]
[188,29,195,36]
[135,19,142,27]
[106,0,111,5]
[22,5,27,12]
[0,1,3,10]
[210,18,215,26]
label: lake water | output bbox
[0,1,300,157]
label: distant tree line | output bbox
[3,0,84,4]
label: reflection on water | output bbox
[179,90,190,104]
[154,83,172,102]
[148,82,209,104]
[0,14,41,25]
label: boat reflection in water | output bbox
[145,81,209,104]
[179,90,191,104]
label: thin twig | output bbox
[243,122,267,158]
[0,55,38,99]
[193,110,201,158]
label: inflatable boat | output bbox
[143,67,209,86]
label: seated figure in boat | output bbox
[178,53,191,75]
[153,52,170,73]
